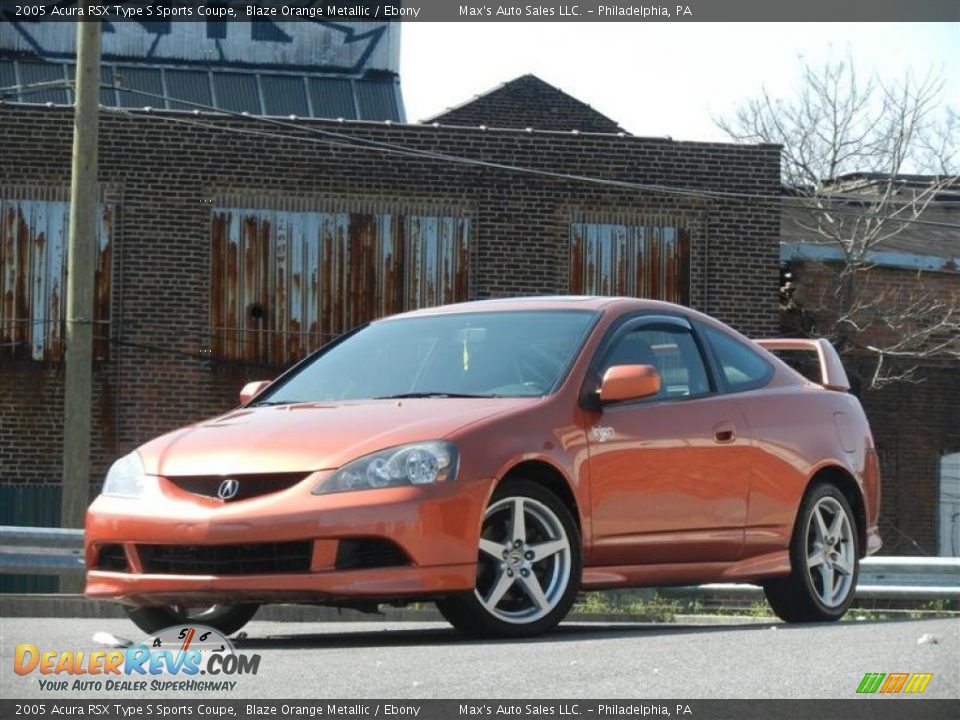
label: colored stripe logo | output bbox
[857,672,933,694]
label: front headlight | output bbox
[101,452,145,498]
[313,441,458,495]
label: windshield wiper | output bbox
[373,392,499,399]
[250,399,308,406]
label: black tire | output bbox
[764,483,860,622]
[437,479,581,639]
[125,603,260,636]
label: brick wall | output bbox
[861,359,960,555]
[785,259,959,355]
[787,260,960,555]
[429,74,627,134]
[0,104,780,494]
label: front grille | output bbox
[335,538,408,570]
[138,541,312,575]
[165,473,308,502]
[95,544,129,571]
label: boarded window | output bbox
[0,192,113,360]
[569,214,690,303]
[210,202,471,365]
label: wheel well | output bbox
[500,461,582,533]
[809,466,868,557]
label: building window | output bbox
[210,202,471,364]
[569,214,690,303]
[0,193,113,361]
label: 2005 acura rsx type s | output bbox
[85,297,881,638]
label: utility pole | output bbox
[61,20,102,551]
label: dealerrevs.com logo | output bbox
[14,625,260,693]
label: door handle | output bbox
[713,422,736,444]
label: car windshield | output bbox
[254,310,597,403]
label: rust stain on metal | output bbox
[0,193,113,361]
[94,204,113,359]
[210,201,471,365]
[569,213,690,305]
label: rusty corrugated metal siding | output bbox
[0,189,113,360]
[570,213,690,304]
[211,199,470,365]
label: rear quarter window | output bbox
[702,326,773,392]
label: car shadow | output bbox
[231,620,782,650]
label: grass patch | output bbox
[573,591,679,622]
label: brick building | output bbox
[426,74,627,134]
[781,176,960,556]
[0,79,781,546]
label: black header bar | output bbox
[0,0,957,22]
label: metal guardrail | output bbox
[653,556,960,602]
[0,525,85,576]
[1,525,959,601]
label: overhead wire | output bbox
[3,78,957,220]
[85,83,960,230]
[0,78,74,101]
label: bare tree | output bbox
[717,59,959,388]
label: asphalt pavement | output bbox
[2,616,957,700]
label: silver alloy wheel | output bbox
[475,496,572,624]
[805,496,855,607]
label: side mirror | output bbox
[240,380,272,405]
[598,365,661,404]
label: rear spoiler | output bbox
[753,338,851,392]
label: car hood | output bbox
[138,398,538,477]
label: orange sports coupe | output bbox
[85,297,881,638]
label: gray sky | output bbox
[400,22,959,142]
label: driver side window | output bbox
[603,324,710,399]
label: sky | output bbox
[399,23,959,143]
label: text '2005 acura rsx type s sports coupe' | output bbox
[85,297,881,638]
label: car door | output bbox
[586,315,751,566]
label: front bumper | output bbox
[84,472,487,607]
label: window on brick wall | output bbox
[210,201,471,365]
[0,193,113,361]
[569,214,690,304]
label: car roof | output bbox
[382,296,689,320]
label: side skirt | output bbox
[581,550,791,590]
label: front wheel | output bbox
[764,483,860,622]
[437,480,581,638]
[125,603,260,636]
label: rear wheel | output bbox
[764,483,859,622]
[437,480,581,638]
[125,603,259,636]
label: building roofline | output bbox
[421,72,627,134]
[0,101,782,150]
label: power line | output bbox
[2,80,957,228]
[91,84,960,230]
[0,79,73,101]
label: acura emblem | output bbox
[217,478,240,500]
